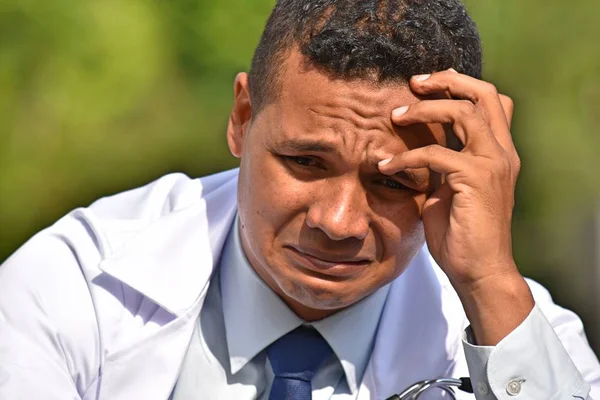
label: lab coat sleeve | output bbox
[462,280,600,400]
[0,217,102,399]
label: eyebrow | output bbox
[276,139,338,153]
[274,139,431,187]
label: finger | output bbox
[378,144,470,176]
[410,70,516,154]
[391,99,499,154]
[499,94,514,129]
[422,182,453,237]
[497,94,520,177]
[411,70,500,105]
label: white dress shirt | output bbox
[172,217,391,399]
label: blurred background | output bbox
[0,0,598,355]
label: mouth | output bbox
[284,246,372,278]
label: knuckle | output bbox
[423,145,436,156]
[497,157,512,176]
[513,153,521,167]
[512,155,522,174]
[458,101,478,118]
[423,144,441,157]
[483,82,498,96]
[500,94,514,108]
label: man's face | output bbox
[228,50,446,321]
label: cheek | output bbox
[239,155,315,246]
[251,158,313,219]
[374,194,426,265]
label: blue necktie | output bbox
[267,326,333,400]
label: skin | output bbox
[227,49,534,345]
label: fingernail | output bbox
[392,106,409,118]
[448,68,458,73]
[378,158,393,167]
[413,74,431,82]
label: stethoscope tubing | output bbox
[385,377,473,399]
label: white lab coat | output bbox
[0,169,598,400]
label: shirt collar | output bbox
[220,217,303,375]
[220,216,390,395]
[312,282,390,394]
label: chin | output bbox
[280,272,371,311]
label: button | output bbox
[506,379,525,396]
[477,381,489,396]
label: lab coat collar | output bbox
[221,216,303,375]
[98,170,239,316]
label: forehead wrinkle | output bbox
[308,103,391,135]
[299,117,410,179]
[274,51,436,162]
[306,104,393,162]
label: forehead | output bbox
[259,50,444,153]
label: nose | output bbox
[305,177,370,241]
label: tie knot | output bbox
[267,326,333,382]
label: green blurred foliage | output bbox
[1,0,599,348]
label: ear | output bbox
[227,72,253,158]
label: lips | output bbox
[284,246,372,278]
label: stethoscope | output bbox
[385,377,473,399]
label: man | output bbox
[0,0,599,399]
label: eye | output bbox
[284,156,320,168]
[380,177,410,191]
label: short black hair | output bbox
[249,0,482,114]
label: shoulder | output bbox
[523,278,588,336]
[89,169,238,229]
[0,169,239,392]
[1,168,240,290]
[83,169,239,256]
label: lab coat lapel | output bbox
[96,171,239,400]
[358,248,468,400]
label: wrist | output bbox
[455,268,535,346]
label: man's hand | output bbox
[379,69,534,345]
